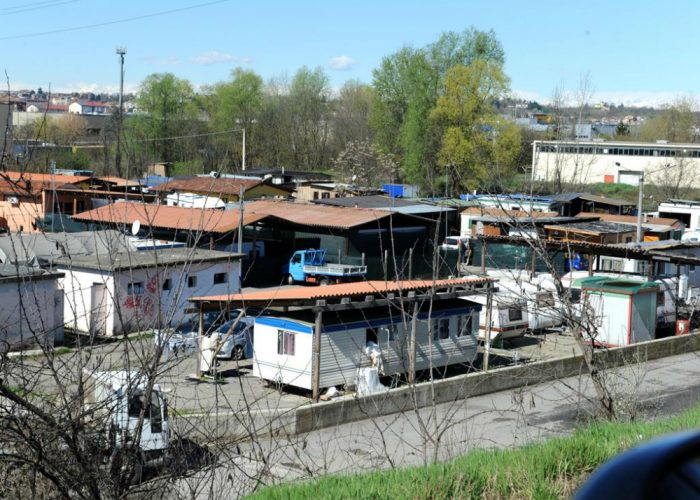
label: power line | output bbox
[0,0,233,41]
[0,0,79,16]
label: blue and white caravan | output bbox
[253,299,481,391]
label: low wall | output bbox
[295,333,700,434]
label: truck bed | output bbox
[302,263,367,277]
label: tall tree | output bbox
[204,68,264,169]
[331,80,374,153]
[136,73,196,163]
[370,28,507,191]
[289,66,332,169]
[430,61,520,190]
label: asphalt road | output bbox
[164,349,700,498]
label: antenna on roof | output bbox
[131,220,141,237]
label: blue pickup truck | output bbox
[284,249,367,285]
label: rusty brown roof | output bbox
[244,199,394,229]
[71,202,268,234]
[191,277,492,306]
[149,177,265,196]
[576,212,684,228]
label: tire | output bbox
[287,274,295,285]
[319,277,329,286]
[233,345,244,361]
[110,448,143,487]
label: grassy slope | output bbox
[250,404,700,499]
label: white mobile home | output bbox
[56,248,242,336]
[579,277,658,347]
[253,300,481,391]
[0,265,64,352]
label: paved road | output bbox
[165,349,700,498]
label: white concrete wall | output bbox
[533,148,700,188]
[60,268,115,336]
[59,259,241,336]
[0,277,63,351]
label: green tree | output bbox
[639,97,696,143]
[136,73,196,163]
[430,61,520,190]
[331,80,374,153]
[289,66,332,168]
[370,28,507,191]
[204,68,264,168]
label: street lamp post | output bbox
[636,172,644,243]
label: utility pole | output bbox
[115,47,126,177]
[241,127,246,171]
[636,173,644,243]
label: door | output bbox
[90,283,108,336]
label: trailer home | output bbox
[189,277,492,398]
[253,300,480,390]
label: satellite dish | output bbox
[131,219,141,236]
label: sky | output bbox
[2,0,700,107]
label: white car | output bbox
[441,236,470,251]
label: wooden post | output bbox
[361,252,365,267]
[483,285,493,372]
[408,247,413,280]
[480,238,487,275]
[237,185,245,255]
[72,197,77,215]
[337,248,341,265]
[197,306,204,377]
[647,259,654,280]
[530,247,537,280]
[409,299,418,384]
[311,305,323,403]
[383,249,388,281]
[675,264,681,327]
[588,254,594,276]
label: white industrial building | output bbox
[531,140,700,187]
[56,248,242,337]
[0,265,64,352]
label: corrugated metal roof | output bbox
[149,177,265,195]
[54,248,241,272]
[191,277,492,305]
[544,220,637,235]
[71,202,268,234]
[576,212,683,231]
[244,200,395,229]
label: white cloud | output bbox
[327,55,355,71]
[190,51,252,66]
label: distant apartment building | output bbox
[531,140,700,187]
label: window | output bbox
[366,327,378,345]
[508,308,523,322]
[213,273,228,284]
[127,282,144,295]
[187,275,197,288]
[277,330,295,355]
[657,291,665,307]
[321,192,330,199]
[162,278,172,291]
[313,191,319,200]
[432,318,450,340]
[456,314,473,337]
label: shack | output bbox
[56,248,242,337]
[578,276,658,347]
[0,265,64,351]
[190,277,492,400]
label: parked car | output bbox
[441,236,470,251]
[155,312,224,357]
[213,317,255,361]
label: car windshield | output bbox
[216,319,250,335]
[445,238,459,245]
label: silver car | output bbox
[214,317,255,360]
